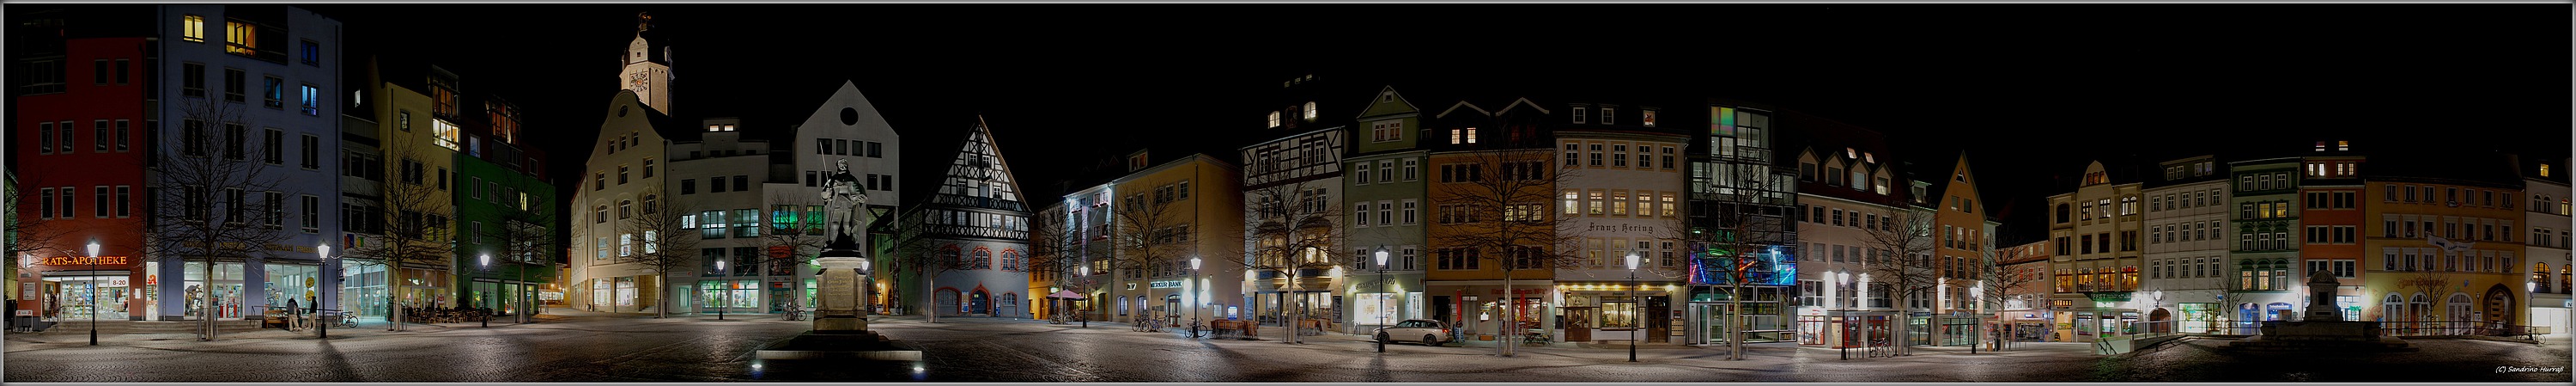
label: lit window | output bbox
[1267,112,1281,128]
[432,119,459,150]
[299,85,319,116]
[1642,110,1656,127]
[1303,101,1317,121]
[181,15,205,42]
[224,21,257,55]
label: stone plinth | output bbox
[2226,321,2416,352]
[811,255,869,333]
[756,254,920,362]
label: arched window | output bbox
[969,248,993,270]
[1001,250,1023,273]
[2076,268,2093,291]
[942,246,963,269]
[618,200,633,219]
[1117,296,1129,316]
[594,205,608,224]
[2380,294,2403,322]
[642,194,658,214]
[2561,266,2571,294]
[2536,263,2553,294]
[1001,293,1020,317]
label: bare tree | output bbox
[1102,188,1195,328]
[1978,257,2046,346]
[890,210,972,323]
[1242,180,1341,343]
[1686,195,1795,360]
[761,192,829,309]
[148,98,294,340]
[345,131,456,332]
[619,186,698,319]
[1023,209,1085,322]
[481,171,555,322]
[1430,146,1586,358]
[1859,207,1939,356]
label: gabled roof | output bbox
[598,89,692,144]
[1354,85,1420,119]
[1492,96,1552,116]
[918,115,1031,215]
[1433,100,1490,119]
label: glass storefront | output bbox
[699,279,757,312]
[264,262,321,311]
[341,260,388,320]
[46,275,131,322]
[181,262,246,320]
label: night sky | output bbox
[299,3,2571,243]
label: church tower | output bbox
[620,12,674,113]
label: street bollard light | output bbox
[1625,252,1638,363]
[88,240,100,346]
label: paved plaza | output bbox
[4,309,2568,383]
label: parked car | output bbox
[1374,319,1454,346]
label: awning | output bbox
[1046,290,1085,299]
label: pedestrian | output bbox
[285,297,301,330]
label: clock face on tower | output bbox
[629,71,650,99]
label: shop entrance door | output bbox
[1647,297,1670,343]
[1564,306,1595,342]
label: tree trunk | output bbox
[654,273,669,319]
[1500,267,1515,357]
[201,256,217,340]
[1728,285,1745,360]
[926,273,939,322]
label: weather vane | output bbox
[636,12,653,33]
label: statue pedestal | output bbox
[2226,321,2415,352]
[756,254,920,362]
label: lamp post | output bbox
[1838,271,1851,360]
[1189,255,1203,338]
[1076,268,1089,328]
[478,254,491,328]
[714,260,726,321]
[318,242,333,339]
[87,240,100,346]
[1625,252,1639,362]
[1373,248,1388,352]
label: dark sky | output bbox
[302,3,2571,242]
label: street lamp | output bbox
[1838,271,1851,360]
[478,254,493,328]
[318,242,333,339]
[88,240,100,346]
[1625,252,1640,362]
[1190,255,1203,338]
[714,259,726,321]
[1374,247,1388,353]
[1076,268,1089,328]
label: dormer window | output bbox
[1267,112,1281,128]
[1381,92,1394,102]
[1642,110,1656,127]
[1571,107,1588,124]
[1601,107,1616,125]
[1303,101,1317,121]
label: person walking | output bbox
[284,297,301,331]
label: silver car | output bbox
[1373,319,1454,346]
